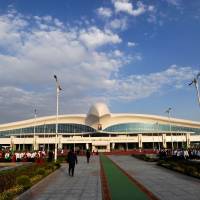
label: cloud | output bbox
[127,42,136,47]
[148,5,155,12]
[113,0,134,15]
[165,0,181,6]
[0,11,196,123]
[0,11,125,122]
[112,0,154,17]
[112,65,197,101]
[109,18,128,30]
[79,26,122,48]
[97,7,112,18]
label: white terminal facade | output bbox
[0,103,200,152]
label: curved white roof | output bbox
[87,102,110,117]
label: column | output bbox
[92,145,96,152]
[112,142,115,150]
[186,133,190,148]
[138,134,143,148]
[162,134,167,148]
[34,136,39,151]
[10,136,16,151]
[107,143,110,152]
[58,135,62,149]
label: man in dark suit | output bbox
[86,149,91,163]
[67,148,78,176]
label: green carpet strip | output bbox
[100,154,150,200]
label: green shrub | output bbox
[0,174,16,192]
[54,161,61,168]
[57,156,66,163]
[8,184,24,194]
[0,185,23,200]
[16,175,31,190]
[30,175,43,184]
[132,154,158,162]
[0,190,13,200]
[0,162,59,197]
[184,166,195,175]
[36,168,46,176]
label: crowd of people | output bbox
[0,147,94,163]
[0,149,47,163]
[159,148,200,160]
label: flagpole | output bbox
[54,75,62,162]
[55,86,58,161]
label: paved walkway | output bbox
[109,155,200,200]
[17,156,102,200]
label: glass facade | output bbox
[0,122,200,138]
[0,123,96,137]
[104,123,200,134]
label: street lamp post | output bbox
[166,107,173,151]
[54,75,62,162]
[189,72,200,106]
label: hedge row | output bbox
[132,154,159,162]
[0,161,60,200]
[157,159,200,179]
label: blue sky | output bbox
[0,0,199,123]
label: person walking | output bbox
[67,148,78,176]
[86,149,90,163]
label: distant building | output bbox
[0,103,200,152]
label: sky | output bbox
[0,0,199,123]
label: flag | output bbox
[188,80,194,86]
[54,75,62,91]
[165,107,172,113]
[58,85,62,91]
[54,75,57,81]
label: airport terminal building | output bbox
[0,103,200,152]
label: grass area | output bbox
[100,154,149,200]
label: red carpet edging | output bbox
[105,155,160,200]
[100,157,112,200]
